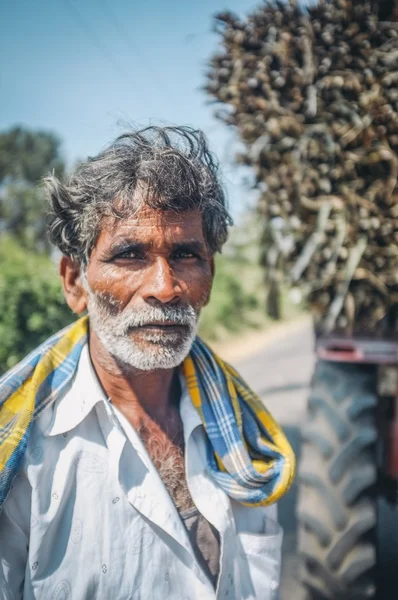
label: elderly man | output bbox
[0,126,294,600]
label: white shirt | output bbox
[0,344,283,600]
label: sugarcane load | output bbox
[206,0,398,335]
[207,2,398,598]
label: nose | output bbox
[140,257,182,305]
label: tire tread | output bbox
[297,361,378,600]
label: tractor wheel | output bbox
[297,360,379,599]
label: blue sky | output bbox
[1,0,262,215]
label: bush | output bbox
[199,253,260,340]
[0,236,74,374]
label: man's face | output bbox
[81,205,214,370]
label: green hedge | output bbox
[0,236,74,374]
[199,254,259,340]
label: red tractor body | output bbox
[316,335,398,503]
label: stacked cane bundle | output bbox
[206,0,398,334]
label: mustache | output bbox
[121,305,197,329]
[88,292,198,336]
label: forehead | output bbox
[98,206,205,245]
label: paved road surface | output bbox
[234,321,398,600]
[235,320,314,600]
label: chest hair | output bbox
[136,419,195,513]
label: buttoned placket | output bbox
[184,427,240,600]
[179,381,240,600]
[96,397,217,597]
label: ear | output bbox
[59,256,88,314]
[210,256,215,279]
[203,257,215,307]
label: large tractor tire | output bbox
[297,360,379,599]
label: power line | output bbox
[62,0,155,108]
[97,0,172,101]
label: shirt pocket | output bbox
[237,517,283,600]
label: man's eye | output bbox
[173,251,197,260]
[115,250,140,259]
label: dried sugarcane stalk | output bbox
[291,201,333,282]
[206,0,398,334]
[324,237,368,332]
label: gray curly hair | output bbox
[45,125,232,264]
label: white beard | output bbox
[82,277,198,371]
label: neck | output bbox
[88,330,180,424]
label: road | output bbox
[235,320,314,600]
[234,320,398,600]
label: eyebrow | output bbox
[102,239,207,260]
[171,241,207,255]
[105,240,147,258]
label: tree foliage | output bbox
[0,235,75,374]
[0,126,65,253]
[0,126,64,185]
[199,252,259,340]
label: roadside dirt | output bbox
[206,314,312,364]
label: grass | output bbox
[198,252,305,344]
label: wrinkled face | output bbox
[82,205,214,370]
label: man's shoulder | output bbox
[0,319,87,404]
[0,327,65,391]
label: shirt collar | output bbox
[44,343,203,440]
[44,343,107,437]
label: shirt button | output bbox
[193,564,201,578]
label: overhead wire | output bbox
[96,0,172,101]
[62,0,157,109]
